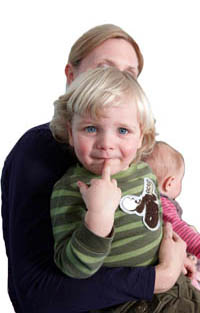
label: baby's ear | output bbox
[162,176,175,193]
[67,122,73,146]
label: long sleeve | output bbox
[51,174,114,278]
[161,196,200,258]
[51,163,162,279]
[1,124,155,313]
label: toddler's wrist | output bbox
[85,211,114,237]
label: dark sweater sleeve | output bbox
[1,124,155,313]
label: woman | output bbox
[1,24,189,313]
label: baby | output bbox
[144,141,200,289]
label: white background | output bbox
[1,0,200,311]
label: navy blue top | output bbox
[1,123,155,313]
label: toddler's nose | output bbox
[96,133,115,150]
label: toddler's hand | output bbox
[78,161,121,214]
[78,160,121,237]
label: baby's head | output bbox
[50,67,156,175]
[143,141,184,199]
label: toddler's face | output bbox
[67,95,143,176]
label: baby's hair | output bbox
[143,141,184,184]
[50,67,156,162]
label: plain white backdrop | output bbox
[1,0,200,311]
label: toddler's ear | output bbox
[138,126,143,149]
[67,122,74,146]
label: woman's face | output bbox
[66,38,139,83]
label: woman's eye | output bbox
[98,63,111,69]
[119,128,128,135]
[85,126,97,133]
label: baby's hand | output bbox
[182,255,197,280]
[78,161,121,237]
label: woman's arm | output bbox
[154,223,187,293]
[161,196,200,258]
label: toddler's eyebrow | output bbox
[117,122,137,129]
[76,118,96,125]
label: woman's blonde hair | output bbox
[68,24,143,76]
[143,141,184,184]
[50,67,156,162]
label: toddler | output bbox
[50,67,162,279]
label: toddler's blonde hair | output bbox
[50,67,156,162]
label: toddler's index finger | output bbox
[102,160,111,181]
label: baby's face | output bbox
[67,96,143,176]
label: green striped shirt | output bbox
[51,162,163,278]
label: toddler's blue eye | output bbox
[86,126,96,133]
[119,128,128,135]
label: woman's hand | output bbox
[78,160,121,237]
[154,222,187,293]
